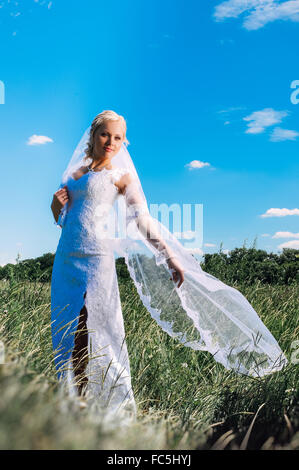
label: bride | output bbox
[50,110,287,420]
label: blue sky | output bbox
[0,0,298,265]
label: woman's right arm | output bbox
[51,186,69,223]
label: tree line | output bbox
[0,246,298,285]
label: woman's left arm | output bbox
[117,173,185,288]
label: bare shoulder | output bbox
[72,165,89,181]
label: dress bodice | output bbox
[57,167,129,255]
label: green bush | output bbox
[1,247,298,286]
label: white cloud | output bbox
[218,107,247,126]
[185,160,211,170]
[269,126,299,141]
[272,231,299,238]
[214,0,299,31]
[243,108,288,134]
[278,239,299,249]
[27,134,53,145]
[185,247,204,256]
[204,243,217,247]
[217,106,247,114]
[260,207,299,217]
[173,230,197,240]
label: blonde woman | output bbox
[50,110,287,421]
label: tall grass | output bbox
[0,277,298,450]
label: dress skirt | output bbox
[51,246,137,421]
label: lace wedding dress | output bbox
[51,158,288,422]
[51,166,137,422]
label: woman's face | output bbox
[92,120,125,160]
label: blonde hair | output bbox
[84,110,129,160]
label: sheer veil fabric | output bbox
[56,125,287,387]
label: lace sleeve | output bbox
[123,175,178,262]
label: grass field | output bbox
[0,277,298,450]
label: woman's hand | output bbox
[51,186,69,223]
[167,257,185,288]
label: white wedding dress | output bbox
[51,166,137,422]
[51,160,288,423]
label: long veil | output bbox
[58,125,288,378]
